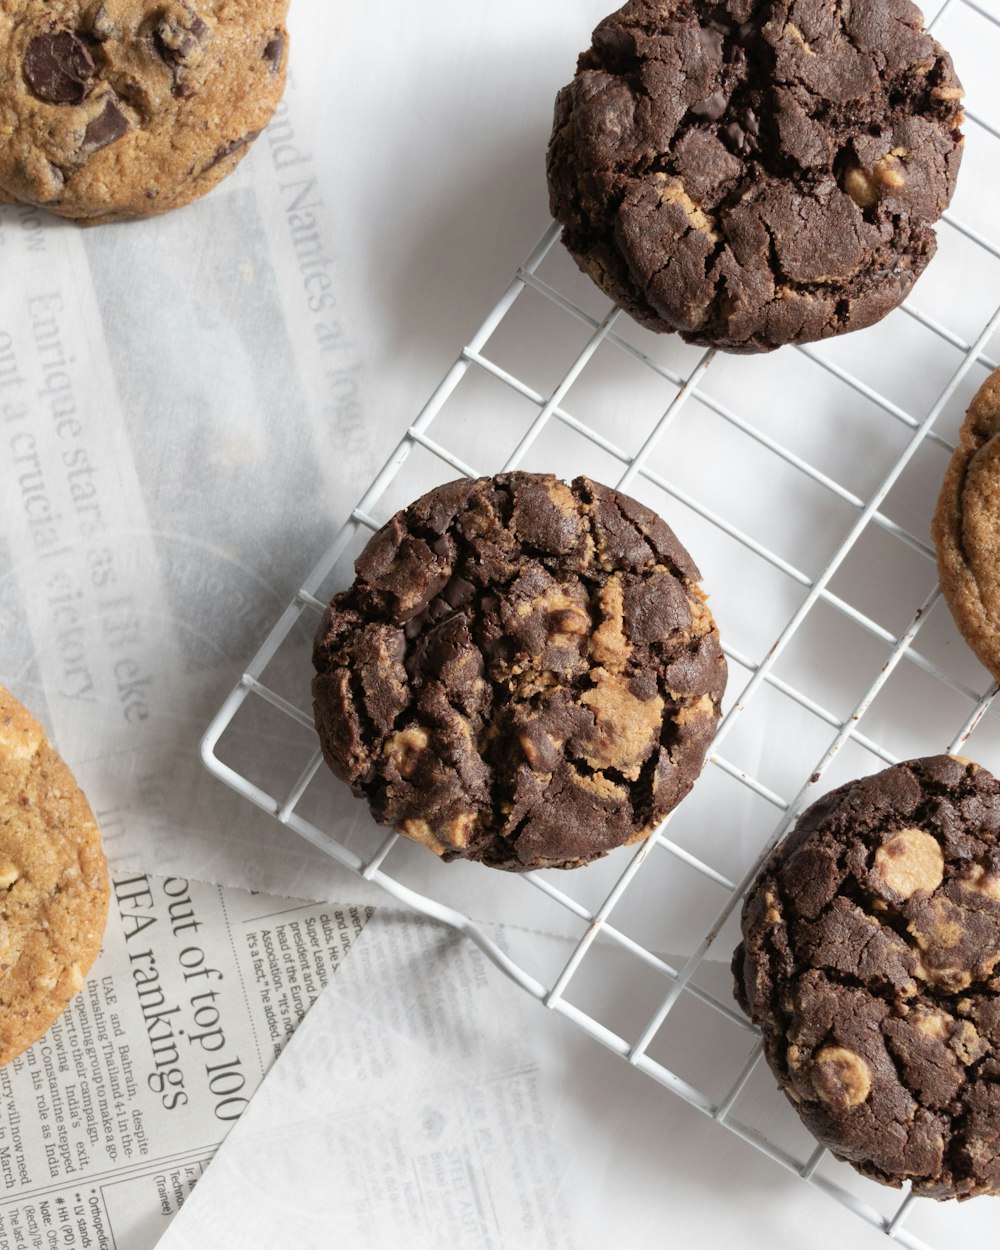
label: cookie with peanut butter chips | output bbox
[0,0,289,222]
[547,0,964,352]
[0,686,108,1065]
[734,755,1000,1198]
[312,473,726,871]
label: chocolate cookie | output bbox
[733,755,1000,1198]
[547,0,964,353]
[932,368,1000,683]
[0,686,109,1065]
[312,473,726,871]
[0,0,289,222]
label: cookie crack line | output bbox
[312,473,726,872]
[547,0,964,353]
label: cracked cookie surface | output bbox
[0,0,289,222]
[933,367,1000,683]
[733,756,1000,1198]
[0,686,109,1065]
[312,473,726,871]
[547,0,964,353]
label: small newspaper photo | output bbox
[0,872,373,1250]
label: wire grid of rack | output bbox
[203,2,1000,1244]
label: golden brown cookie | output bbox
[0,0,289,223]
[932,367,1000,681]
[0,686,109,1064]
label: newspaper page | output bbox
[158,911,577,1250]
[0,872,372,1250]
[0,40,384,911]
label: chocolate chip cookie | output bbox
[312,473,726,871]
[0,686,109,1065]
[547,0,964,353]
[0,0,289,222]
[733,755,1000,1198]
[932,367,1000,683]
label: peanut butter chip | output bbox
[874,153,907,191]
[844,165,878,209]
[959,863,1000,902]
[675,693,716,726]
[518,729,555,771]
[400,819,446,857]
[400,813,475,854]
[579,674,664,781]
[875,829,944,898]
[952,1020,983,1065]
[384,726,430,779]
[441,812,475,850]
[813,1046,872,1109]
[913,1009,950,1041]
[544,593,589,645]
[589,577,629,671]
[655,175,720,239]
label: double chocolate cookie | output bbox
[0,0,289,222]
[312,473,726,871]
[734,756,1000,1198]
[0,686,109,1065]
[547,0,964,352]
[933,367,1000,683]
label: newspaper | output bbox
[0,46,383,909]
[0,873,372,1250]
[158,911,577,1250]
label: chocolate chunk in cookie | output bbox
[81,97,130,151]
[932,367,1000,682]
[0,0,290,223]
[207,129,262,172]
[734,756,1000,1198]
[263,31,286,75]
[547,0,964,353]
[0,687,109,1066]
[24,30,95,104]
[152,2,212,98]
[312,473,726,871]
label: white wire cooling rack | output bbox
[203,2,1000,1243]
